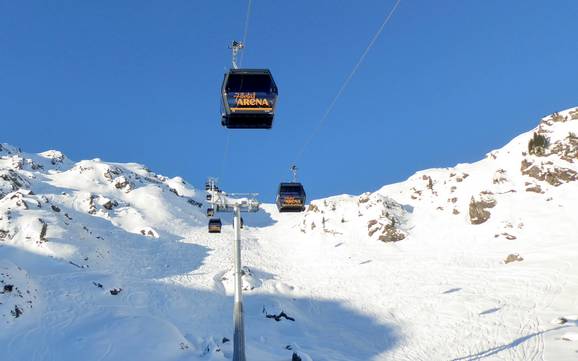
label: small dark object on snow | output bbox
[292,352,302,361]
[265,311,295,322]
[102,200,114,210]
[11,305,23,318]
[51,205,61,212]
[222,337,230,344]
[110,288,122,295]
[93,282,103,289]
[3,284,14,293]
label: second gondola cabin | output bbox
[220,69,278,129]
[276,182,306,212]
[208,218,222,233]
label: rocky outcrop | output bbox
[504,254,524,264]
[302,192,408,243]
[0,170,29,197]
[521,159,577,186]
[377,224,406,243]
[550,132,578,163]
[469,192,496,225]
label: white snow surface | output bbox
[2,108,578,360]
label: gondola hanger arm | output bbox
[229,41,245,69]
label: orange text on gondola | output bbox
[233,92,270,107]
[283,197,302,205]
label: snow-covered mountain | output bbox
[1,107,578,361]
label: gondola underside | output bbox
[277,197,306,212]
[222,112,273,129]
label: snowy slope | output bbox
[1,107,578,361]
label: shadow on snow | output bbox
[1,244,400,361]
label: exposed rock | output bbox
[292,353,303,361]
[468,193,496,225]
[423,175,434,191]
[11,305,23,318]
[528,132,550,156]
[88,194,97,214]
[504,254,524,264]
[103,166,122,181]
[455,172,469,182]
[39,219,48,241]
[469,203,490,224]
[521,159,577,186]
[265,310,295,322]
[102,199,117,210]
[493,169,508,184]
[140,227,159,238]
[368,219,379,237]
[378,224,406,243]
[525,184,543,193]
[0,229,10,239]
[548,111,568,123]
[5,192,30,210]
[307,203,320,212]
[356,193,368,204]
[113,176,133,192]
[0,169,29,193]
[187,199,202,208]
[550,133,578,162]
[544,168,578,185]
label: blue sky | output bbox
[1,1,578,201]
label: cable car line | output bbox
[218,0,254,184]
[208,2,402,359]
[293,0,402,162]
[239,0,253,67]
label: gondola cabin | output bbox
[206,208,215,217]
[221,69,278,129]
[208,218,222,233]
[276,182,306,212]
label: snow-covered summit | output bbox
[1,107,578,360]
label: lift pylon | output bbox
[205,178,260,361]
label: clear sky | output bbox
[2,1,578,201]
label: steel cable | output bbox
[294,0,402,162]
